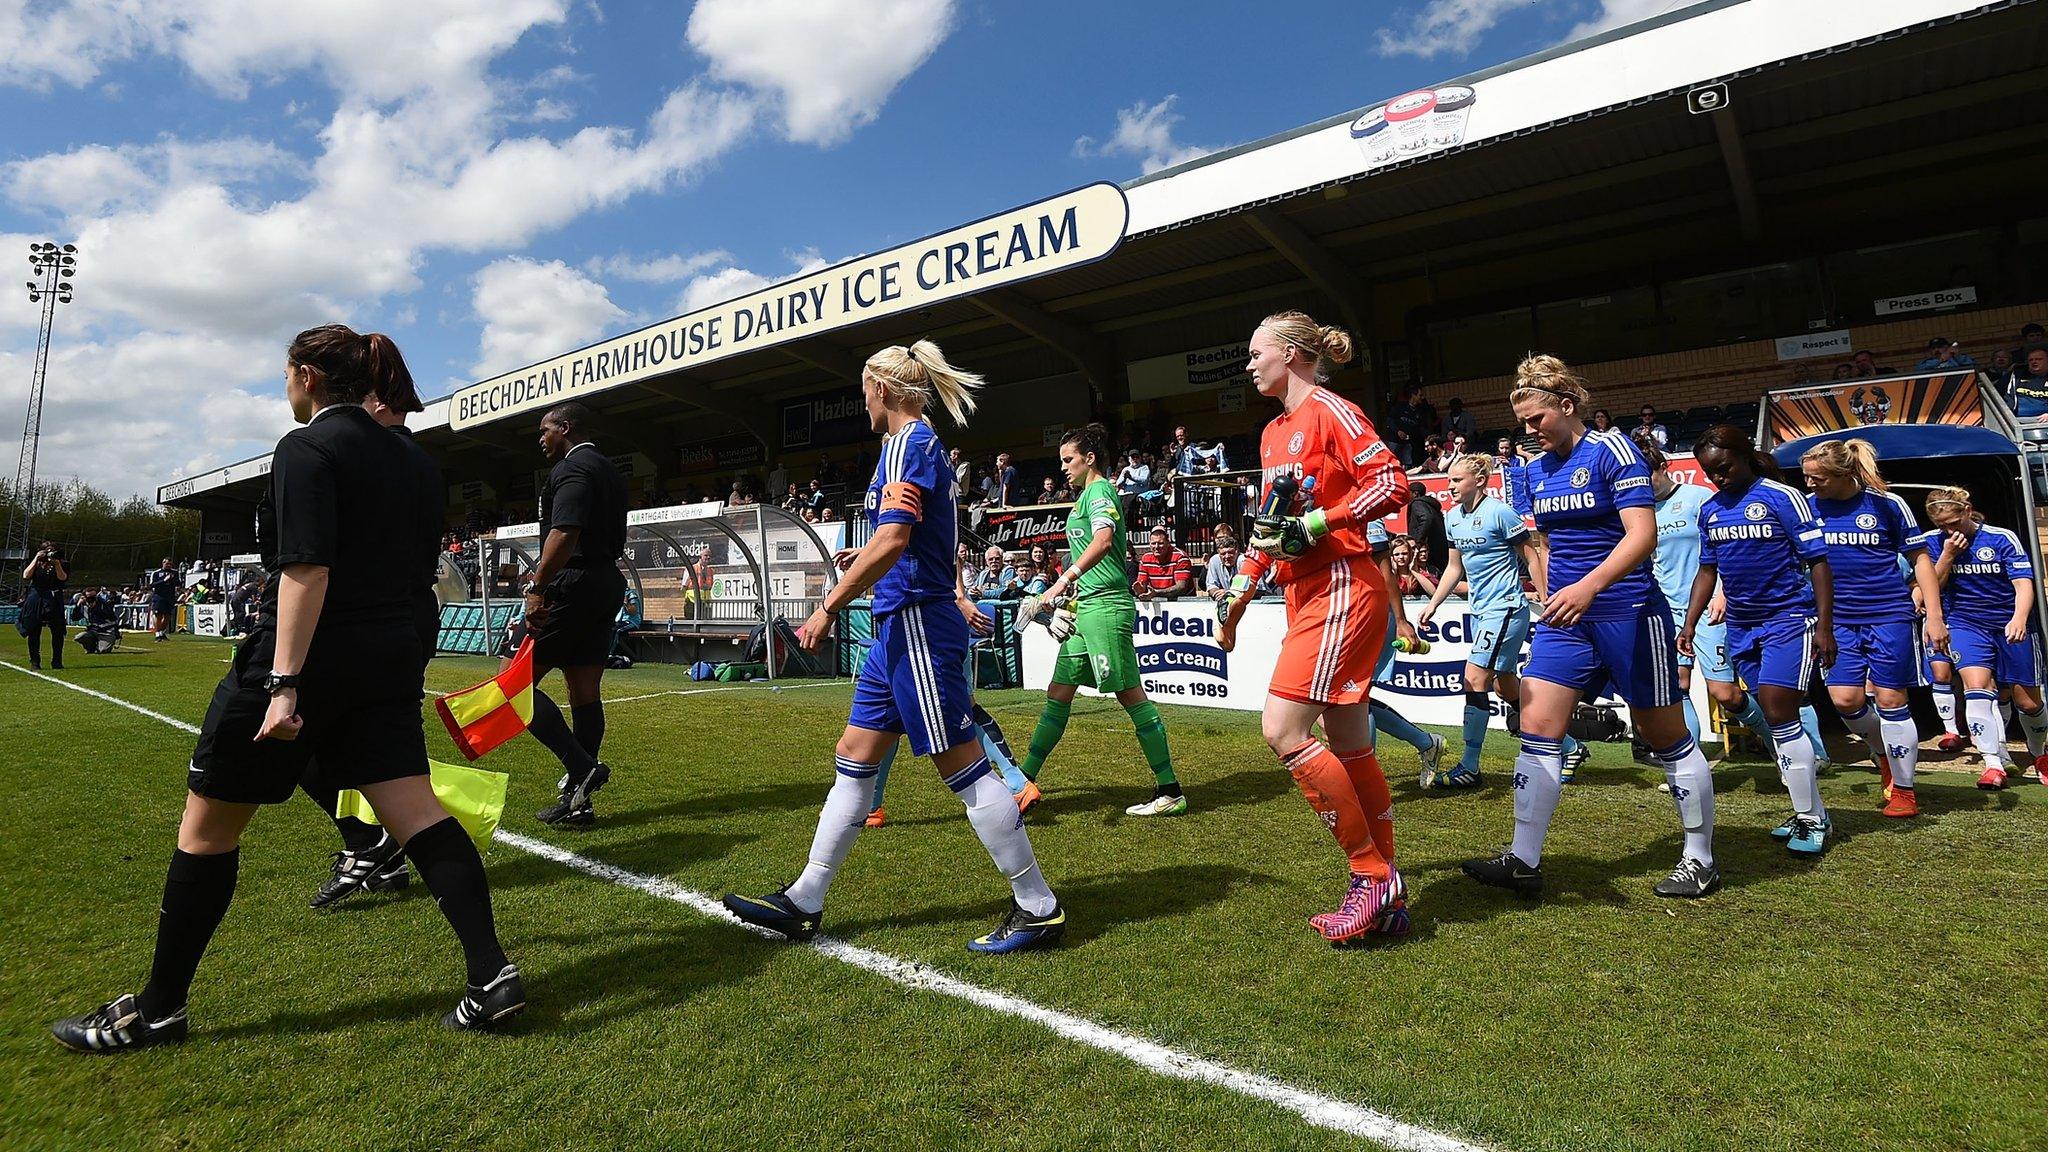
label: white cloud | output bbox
[1373,0,1526,59]
[687,0,955,145]
[674,249,831,314]
[1075,95,1220,175]
[469,257,626,378]
[589,250,732,283]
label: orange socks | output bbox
[1282,739,1389,880]
[1335,746,1395,868]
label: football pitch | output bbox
[3,634,2044,1152]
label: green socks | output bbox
[1021,697,1071,782]
[1125,700,1178,789]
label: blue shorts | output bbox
[1524,611,1682,710]
[1724,614,1816,692]
[1374,603,1399,683]
[1827,619,1920,690]
[1948,618,2042,688]
[1678,614,1736,683]
[849,600,978,757]
[1467,602,1530,675]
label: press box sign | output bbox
[1873,286,1976,317]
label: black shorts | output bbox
[150,600,174,617]
[507,567,623,670]
[187,626,429,805]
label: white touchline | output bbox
[1,658,1488,1152]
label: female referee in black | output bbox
[52,325,524,1051]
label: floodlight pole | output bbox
[6,242,78,584]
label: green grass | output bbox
[2,632,2044,1152]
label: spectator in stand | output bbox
[975,546,1015,599]
[1590,408,1614,433]
[1049,476,1075,502]
[814,453,842,488]
[1027,542,1055,575]
[765,458,788,501]
[950,448,972,500]
[1441,434,1469,473]
[2012,323,2047,366]
[1635,403,1670,449]
[1916,336,1976,373]
[1191,437,1227,474]
[2008,344,2048,422]
[1987,349,2014,388]
[982,452,1017,507]
[1202,533,1272,598]
[1113,449,1152,527]
[1389,536,1440,598]
[1164,425,1198,475]
[1831,362,1856,380]
[1852,350,1895,377]
[1416,438,1444,475]
[802,479,828,517]
[1405,480,1448,573]
[956,543,975,584]
[816,505,836,523]
[1387,387,1423,466]
[1443,396,1477,444]
[1036,476,1060,504]
[1013,559,1050,599]
[1133,526,1191,601]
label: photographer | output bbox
[17,541,69,670]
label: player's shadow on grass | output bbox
[827,863,1275,945]
[206,924,763,1040]
[1013,768,1295,825]
[589,780,828,830]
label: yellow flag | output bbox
[336,758,509,851]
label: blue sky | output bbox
[0,0,1674,499]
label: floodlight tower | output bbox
[5,241,77,582]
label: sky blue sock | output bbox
[1681,695,1704,747]
[1732,692,1771,744]
[1459,700,1489,772]
[1800,704,1827,764]
[1560,733,1581,759]
[980,725,1030,794]
[870,739,900,810]
[1371,701,1434,755]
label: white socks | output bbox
[953,761,1057,917]
[1966,690,2008,770]
[1655,735,1715,866]
[1839,703,1884,768]
[786,756,879,914]
[1771,719,1825,820]
[2017,703,2048,760]
[1510,736,1565,867]
[1877,705,1918,790]
[1932,683,1958,732]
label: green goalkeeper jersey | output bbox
[1065,477,1132,604]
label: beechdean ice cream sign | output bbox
[449,183,1129,431]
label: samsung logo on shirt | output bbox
[1707,524,1781,542]
[1535,492,1598,514]
[1823,530,1886,547]
[1953,562,2007,575]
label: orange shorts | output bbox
[1270,553,1389,707]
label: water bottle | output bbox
[1257,470,1299,521]
[1393,635,1433,654]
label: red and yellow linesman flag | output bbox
[436,637,534,761]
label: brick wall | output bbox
[1441,300,2048,433]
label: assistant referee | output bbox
[508,401,629,826]
[52,325,524,1051]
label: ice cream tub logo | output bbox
[1349,85,1478,168]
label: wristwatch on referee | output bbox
[261,672,301,696]
[521,580,544,597]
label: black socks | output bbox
[138,848,240,1019]
[405,817,510,986]
[571,701,606,760]
[529,691,599,778]
[298,773,386,853]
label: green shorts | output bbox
[1051,600,1141,693]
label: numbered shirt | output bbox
[1239,385,1410,588]
[1444,495,1529,616]
[864,418,960,616]
[1814,488,1923,625]
[1941,522,2034,627]
[1523,429,1657,620]
[1065,477,1132,603]
[1651,482,1711,615]
[1699,478,1826,624]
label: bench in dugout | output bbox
[436,602,522,655]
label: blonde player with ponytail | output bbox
[724,340,1066,954]
[1799,439,1947,817]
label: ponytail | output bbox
[365,332,421,414]
[866,339,983,426]
[1799,437,1886,492]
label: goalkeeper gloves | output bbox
[1249,509,1329,558]
[1017,591,1067,625]
[1215,574,1253,623]
[1046,606,1078,642]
